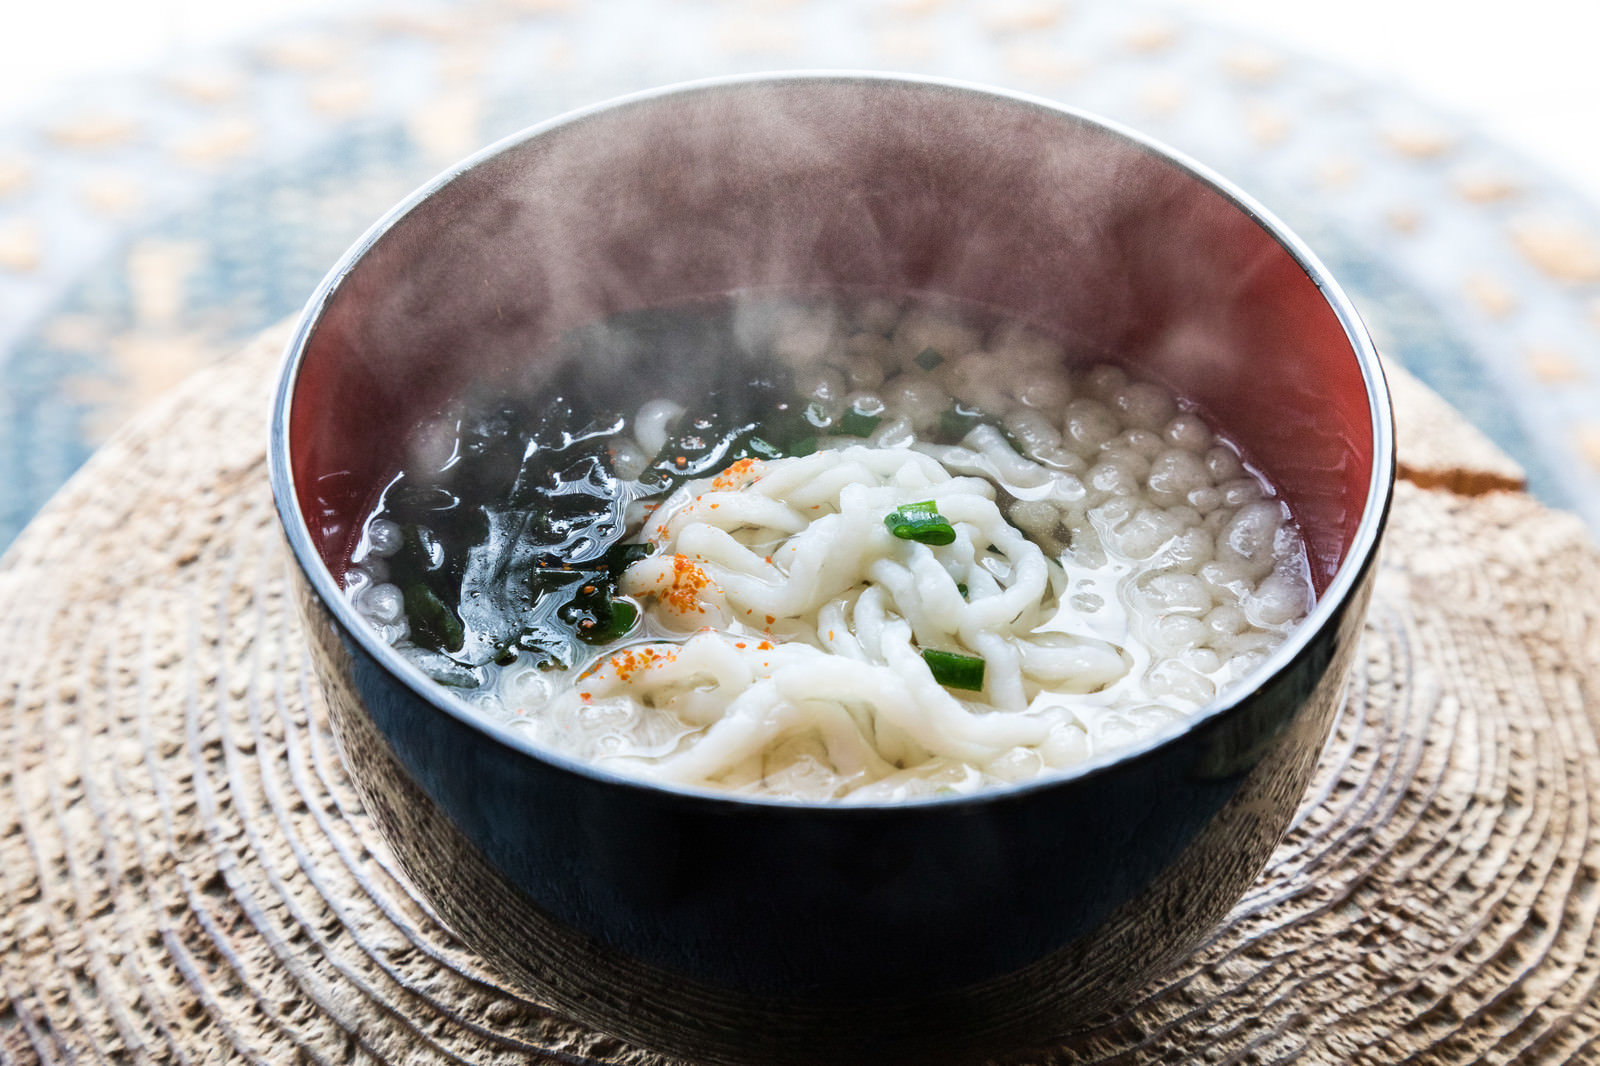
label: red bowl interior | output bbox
[288,76,1381,596]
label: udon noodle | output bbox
[343,295,1312,802]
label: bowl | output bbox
[268,72,1393,1065]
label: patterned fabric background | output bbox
[5,0,1600,548]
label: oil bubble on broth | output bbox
[342,294,1313,803]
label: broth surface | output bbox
[344,294,1312,802]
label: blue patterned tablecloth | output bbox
[6,0,1600,548]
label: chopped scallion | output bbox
[742,428,819,457]
[601,599,639,641]
[957,582,969,599]
[939,403,984,441]
[884,501,956,546]
[922,648,985,691]
[572,598,640,645]
[837,409,882,437]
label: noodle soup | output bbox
[343,295,1311,802]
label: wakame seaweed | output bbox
[370,304,817,671]
[366,301,1017,676]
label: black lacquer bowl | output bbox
[269,72,1394,1065]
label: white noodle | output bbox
[349,299,1314,803]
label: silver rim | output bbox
[268,70,1397,810]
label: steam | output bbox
[314,78,1360,584]
[347,80,1176,396]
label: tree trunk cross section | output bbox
[0,327,1594,1064]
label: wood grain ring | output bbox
[2,324,1598,1064]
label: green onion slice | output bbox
[884,501,956,546]
[922,648,985,691]
[939,403,983,441]
[836,409,882,437]
[575,598,639,645]
[600,599,639,641]
[746,434,816,459]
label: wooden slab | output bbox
[1384,358,1528,496]
[1,324,1597,1064]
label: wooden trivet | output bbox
[2,326,1597,1064]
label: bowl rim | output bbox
[268,68,1396,812]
